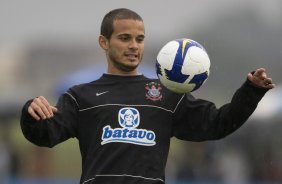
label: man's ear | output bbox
[99,35,109,50]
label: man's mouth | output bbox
[125,53,138,60]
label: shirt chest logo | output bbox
[96,91,109,96]
[101,107,156,146]
[145,82,162,101]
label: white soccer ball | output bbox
[156,38,210,93]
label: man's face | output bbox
[105,19,145,75]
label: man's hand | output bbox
[247,68,275,89]
[28,96,58,121]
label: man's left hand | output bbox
[247,68,275,89]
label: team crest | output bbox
[145,82,162,101]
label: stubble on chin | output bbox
[110,56,142,73]
[113,60,139,72]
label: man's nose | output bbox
[129,39,138,49]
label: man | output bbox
[21,8,275,184]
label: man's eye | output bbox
[120,36,129,41]
[136,37,144,43]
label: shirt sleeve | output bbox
[172,79,269,141]
[20,89,79,148]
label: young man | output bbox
[21,8,275,184]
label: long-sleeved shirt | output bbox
[21,74,268,184]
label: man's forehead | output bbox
[113,19,145,32]
[113,18,143,23]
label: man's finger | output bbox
[28,105,42,120]
[38,96,53,116]
[247,73,253,81]
[247,73,259,83]
[253,68,266,78]
[51,106,58,113]
[264,78,272,84]
[266,83,275,89]
[34,98,51,118]
[30,101,49,119]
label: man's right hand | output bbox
[28,96,58,121]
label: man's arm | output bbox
[173,68,275,141]
[21,92,79,147]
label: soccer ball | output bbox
[156,38,210,93]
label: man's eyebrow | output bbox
[117,33,144,36]
[117,33,131,37]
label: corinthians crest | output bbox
[145,82,162,101]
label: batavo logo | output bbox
[101,107,156,146]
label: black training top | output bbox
[21,74,268,184]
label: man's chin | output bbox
[111,59,141,73]
[122,65,139,72]
[117,63,139,72]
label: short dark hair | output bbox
[100,8,143,39]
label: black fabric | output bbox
[20,74,268,184]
